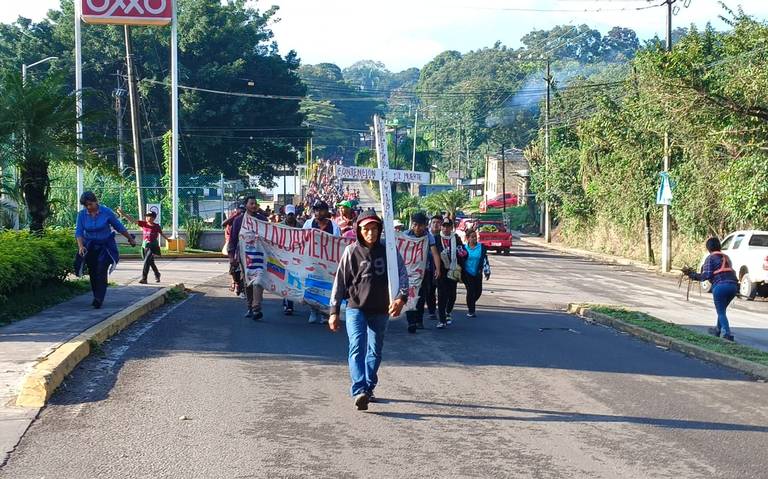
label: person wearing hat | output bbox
[435,217,466,328]
[281,204,300,315]
[303,200,340,323]
[335,199,357,236]
[393,219,405,233]
[283,204,299,228]
[116,207,171,284]
[404,212,442,333]
[302,200,341,236]
[329,210,408,410]
[426,214,443,319]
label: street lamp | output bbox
[7,57,59,229]
[22,56,59,82]
[516,54,552,243]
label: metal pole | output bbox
[410,108,418,195]
[171,0,180,238]
[220,172,225,228]
[501,144,506,212]
[124,25,144,217]
[544,58,552,243]
[660,0,674,272]
[115,70,126,172]
[74,3,84,209]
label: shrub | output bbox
[0,228,76,304]
[185,217,205,249]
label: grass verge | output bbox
[591,306,768,367]
[0,279,92,325]
[165,285,189,303]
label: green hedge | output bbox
[0,229,77,303]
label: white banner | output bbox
[238,217,429,313]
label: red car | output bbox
[456,219,513,255]
[480,193,518,212]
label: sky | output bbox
[2,0,768,71]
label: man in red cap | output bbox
[335,199,357,237]
[329,210,408,411]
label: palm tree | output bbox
[0,71,96,232]
[422,189,469,221]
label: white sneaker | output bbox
[436,322,447,329]
[308,311,320,324]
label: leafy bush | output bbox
[0,228,77,303]
[185,217,205,249]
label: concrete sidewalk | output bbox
[0,258,227,465]
[512,234,768,351]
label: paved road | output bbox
[2,247,768,478]
[497,242,768,351]
[345,180,379,210]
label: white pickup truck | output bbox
[700,230,768,300]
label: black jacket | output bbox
[330,211,408,315]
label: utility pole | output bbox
[501,144,507,212]
[114,70,126,173]
[544,58,552,243]
[457,124,463,190]
[410,107,419,196]
[74,2,84,210]
[392,125,399,166]
[124,25,144,216]
[660,0,675,272]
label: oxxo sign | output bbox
[82,0,173,25]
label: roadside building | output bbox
[484,149,530,205]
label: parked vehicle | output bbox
[699,230,768,300]
[456,218,512,255]
[479,193,518,212]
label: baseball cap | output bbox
[393,219,404,228]
[285,204,296,215]
[336,200,354,208]
[313,200,329,210]
[411,212,428,225]
[442,218,454,227]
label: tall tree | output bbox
[0,71,103,231]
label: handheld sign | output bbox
[336,115,431,303]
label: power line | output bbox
[452,2,665,13]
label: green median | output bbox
[591,306,768,368]
[1,279,91,324]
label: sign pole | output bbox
[171,0,180,238]
[74,1,84,209]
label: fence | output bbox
[39,166,243,230]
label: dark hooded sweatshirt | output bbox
[330,211,409,315]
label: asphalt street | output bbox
[3,244,768,478]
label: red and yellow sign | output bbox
[81,0,173,26]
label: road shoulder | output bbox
[568,303,768,381]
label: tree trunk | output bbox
[21,159,50,233]
[644,203,655,265]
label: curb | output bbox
[15,283,186,408]
[515,234,680,278]
[122,253,224,260]
[567,303,768,381]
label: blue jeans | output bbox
[345,308,388,396]
[712,282,738,336]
